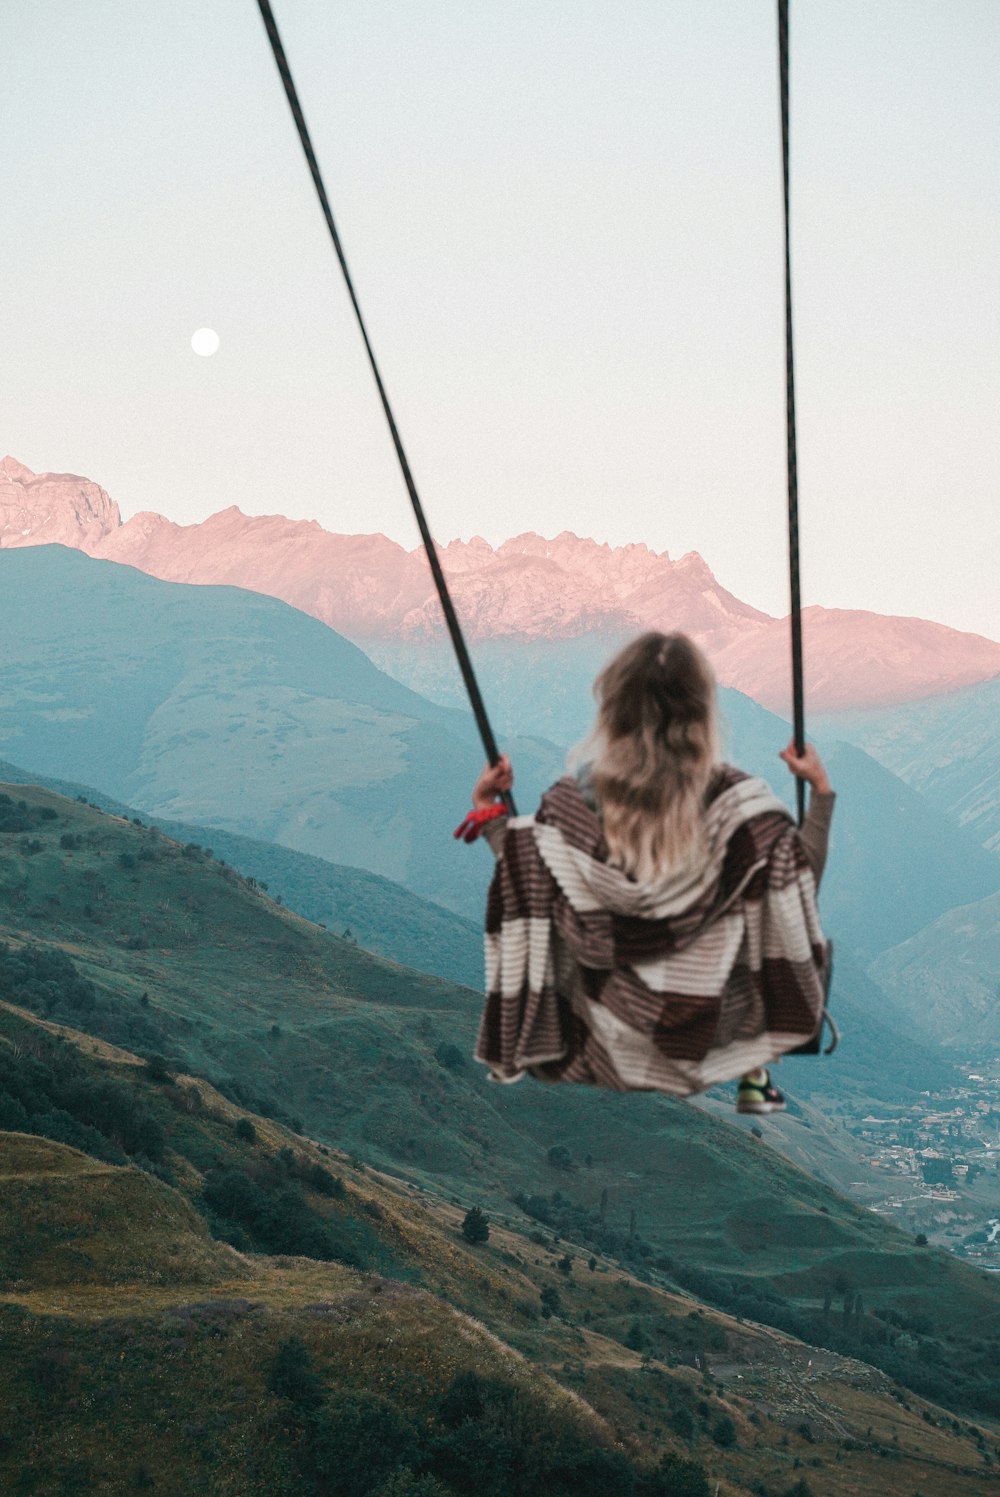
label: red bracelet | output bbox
[453,804,509,844]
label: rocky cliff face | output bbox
[0,456,120,552]
[4,457,998,713]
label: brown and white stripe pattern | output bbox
[476,769,828,1097]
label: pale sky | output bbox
[5,1,999,638]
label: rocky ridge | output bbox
[3,456,998,713]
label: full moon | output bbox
[191,327,220,357]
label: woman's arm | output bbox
[779,740,835,886]
[471,754,513,857]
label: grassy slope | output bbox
[1,1003,998,1497]
[0,1133,246,1288]
[1,785,998,1408]
[0,755,484,989]
[0,757,952,1109]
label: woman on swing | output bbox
[465,632,833,1112]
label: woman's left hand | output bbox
[472,754,513,809]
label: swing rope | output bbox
[778,0,807,826]
[255,0,516,814]
[256,0,807,829]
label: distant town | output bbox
[837,1057,1000,1268]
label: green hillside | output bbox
[1,1002,998,1497]
[1,782,999,1429]
[0,760,952,1108]
[0,757,484,988]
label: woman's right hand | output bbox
[779,740,832,795]
[472,753,514,810]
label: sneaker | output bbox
[736,1069,786,1115]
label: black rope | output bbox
[255,0,515,814]
[778,0,806,826]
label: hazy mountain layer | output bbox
[3,547,997,953]
[818,676,1000,854]
[0,545,563,919]
[870,888,1000,1050]
[4,455,999,712]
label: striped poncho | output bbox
[475,768,829,1097]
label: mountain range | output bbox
[3,546,997,963]
[4,455,999,715]
[4,457,1000,1065]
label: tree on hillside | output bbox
[461,1206,489,1244]
[539,1285,562,1319]
[145,1054,172,1083]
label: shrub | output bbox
[461,1207,490,1245]
[304,1162,344,1198]
[234,1118,256,1143]
[624,1320,646,1352]
[430,1371,640,1496]
[304,1390,417,1497]
[376,1474,450,1497]
[266,1336,325,1410]
[781,1481,816,1497]
[668,1406,696,1441]
[711,1413,737,1448]
[637,1452,710,1496]
[201,1165,361,1265]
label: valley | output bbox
[823,1057,1000,1264]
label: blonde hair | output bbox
[587,632,721,881]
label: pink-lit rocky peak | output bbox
[3,457,999,713]
[0,455,120,551]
